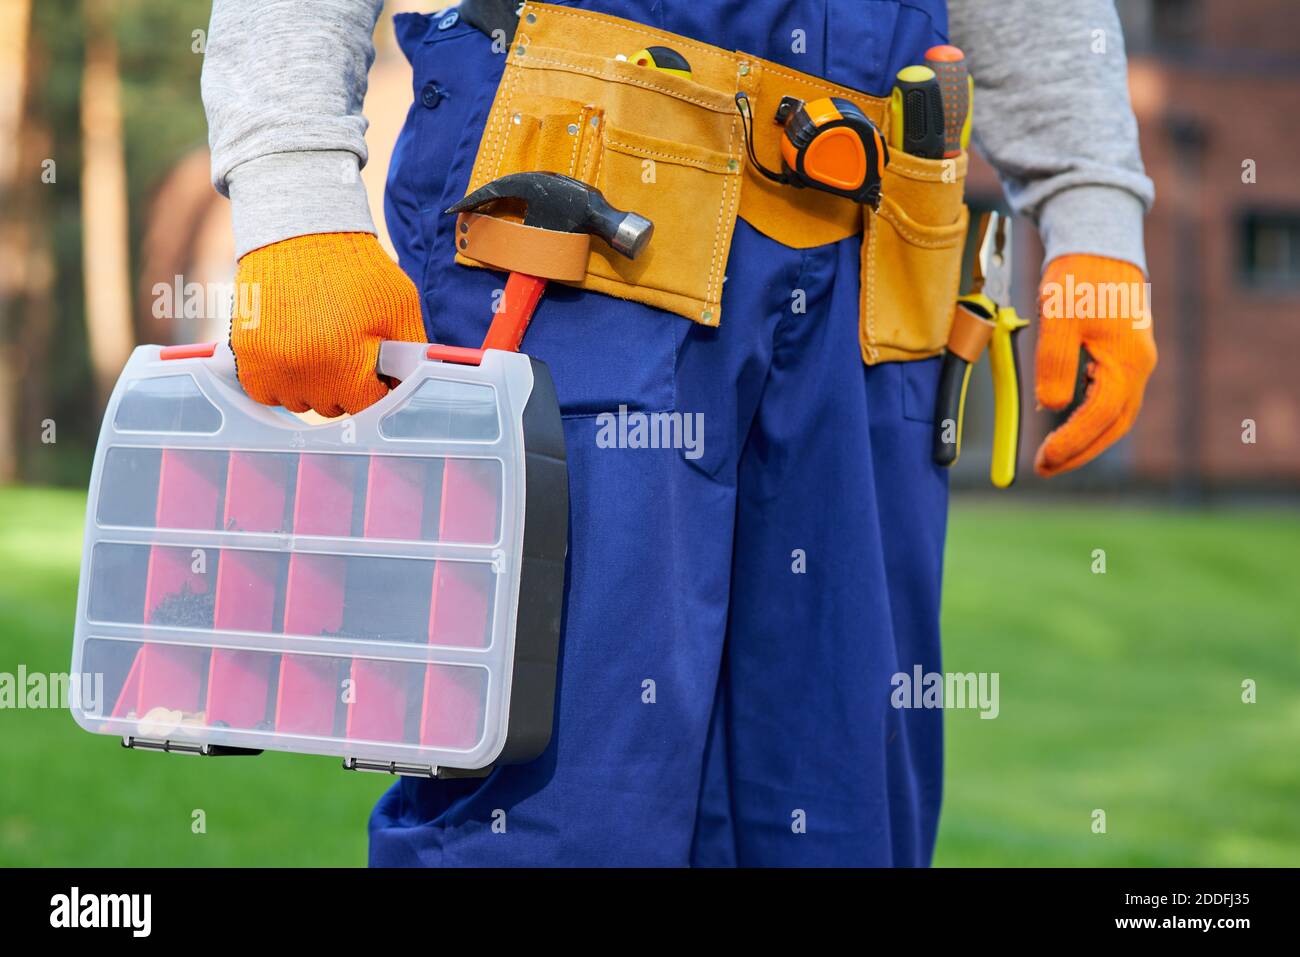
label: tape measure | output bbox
[736,92,889,207]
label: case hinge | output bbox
[342,757,437,778]
[122,736,262,757]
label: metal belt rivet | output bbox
[567,123,579,135]
[525,12,537,24]
[738,62,750,77]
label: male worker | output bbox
[202,0,1156,866]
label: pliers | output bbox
[932,211,1029,488]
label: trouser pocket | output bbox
[860,151,969,364]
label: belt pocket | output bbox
[459,42,744,326]
[492,93,605,183]
[861,151,969,364]
[593,127,740,325]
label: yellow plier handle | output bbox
[933,296,1028,488]
[987,303,1029,488]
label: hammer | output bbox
[447,172,654,352]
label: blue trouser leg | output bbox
[369,217,784,866]
[691,233,948,867]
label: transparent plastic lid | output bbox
[70,343,540,772]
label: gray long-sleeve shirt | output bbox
[202,0,1154,271]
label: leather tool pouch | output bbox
[459,8,744,325]
[861,150,970,363]
[458,2,969,361]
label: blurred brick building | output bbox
[965,0,1300,492]
[1124,0,1300,490]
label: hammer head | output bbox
[447,172,654,259]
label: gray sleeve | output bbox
[947,0,1155,273]
[201,0,386,258]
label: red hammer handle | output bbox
[481,272,548,353]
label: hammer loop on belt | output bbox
[455,213,593,282]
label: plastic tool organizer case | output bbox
[69,341,567,777]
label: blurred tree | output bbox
[1,0,208,484]
[81,0,134,406]
[0,0,33,481]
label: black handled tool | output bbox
[889,65,946,159]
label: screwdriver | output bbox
[924,44,972,157]
[889,65,946,159]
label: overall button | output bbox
[437,10,459,31]
[420,82,446,109]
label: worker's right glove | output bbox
[231,232,427,418]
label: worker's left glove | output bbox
[1033,254,1157,477]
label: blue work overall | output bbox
[371,0,950,866]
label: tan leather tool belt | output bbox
[457,1,970,364]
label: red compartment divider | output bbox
[143,543,207,620]
[363,456,427,540]
[419,665,486,749]
[110,652,142,718]
[276,456,361,734]
[420,458,500,748]
[155,449,226,530]
[343,456,433,741]
[294,454,362,537]
[223,451,292,533]
[206,550,281,728]
[429,459,499,650]
[113,545,212,718]
[115,449,227,720]
[429,562,495,649]
[203,453,294,728]
[205,649,276,729]
[126,644,208,716]
[277,554,347,734]
[437,458,500,544]
[345,660,415,742]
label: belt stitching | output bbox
[519,53,735,112]
[537,5,740,72]
[602,133,736,172]
[865,209,879,363]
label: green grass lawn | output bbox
[1,484,1296,866]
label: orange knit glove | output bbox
[1034,254,1157,477]
[231,232,426,418]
